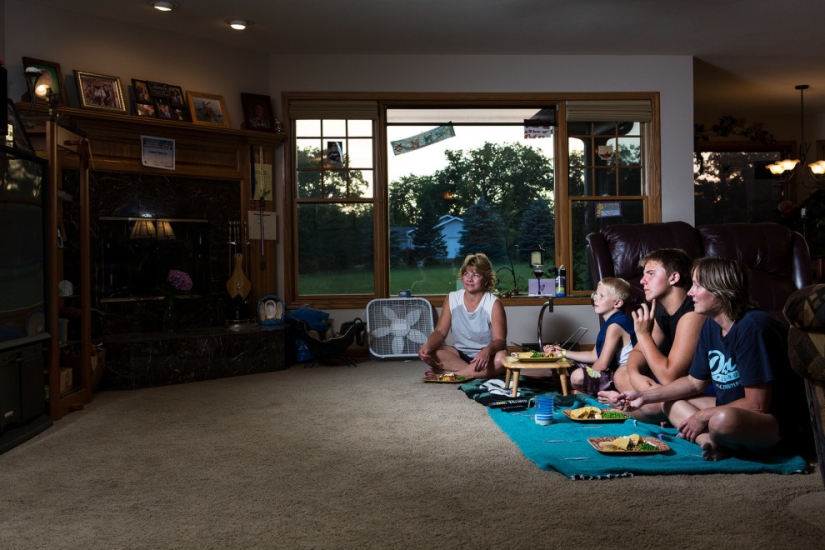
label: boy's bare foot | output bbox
[597,390,621,407]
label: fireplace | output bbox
[62,170,241,335]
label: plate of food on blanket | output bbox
[588,434,670,454]
[422,373,468,383]
[510,350,565,363]
[563,406,630,422]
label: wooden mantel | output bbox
[22,104,284,307]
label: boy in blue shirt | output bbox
[545,277,636,395]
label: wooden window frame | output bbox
[283,92,662,310]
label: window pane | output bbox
[348,120,373,137]
[296,139,321,169]
[323,171,348,199]
[323,119,346,136]
[348,138,373,168]
[296,120,320,136]
[568,122,591,136]
[618,137,641,165]
[595,168,616,196]
[568,167,586,196]
[297,170,322,199]
[694,151,783,225]
[618,167,643,196]
[569,137,585,166]
[350,170,374,198]
[571,199,644,291]
[297,203,374,295]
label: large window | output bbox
[387,108,555,297]
[284,94,661,308]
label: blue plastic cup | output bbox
[530,395,554,425]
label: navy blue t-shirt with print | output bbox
[689,309,788,411]
[689,308,812,450]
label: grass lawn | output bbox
[299,263,542,296]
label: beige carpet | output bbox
[1,359,824,549]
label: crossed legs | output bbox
[422,345,508,379]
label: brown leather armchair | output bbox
[585,221,812,324]
[784,284,825,488]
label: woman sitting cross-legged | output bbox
[418,253,508,380]
[616,256,811,461]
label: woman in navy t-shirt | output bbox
[617,257,810,461]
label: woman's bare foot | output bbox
[700,440,730,461]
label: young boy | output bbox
[544,277,636,395]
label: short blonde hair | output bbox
[598,277,631,304]
[458,253,497,293]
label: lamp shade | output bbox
[156,220,176,240]
[130,219,156,239]
[528,245,545,267]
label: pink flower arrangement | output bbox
[167,269,193,292]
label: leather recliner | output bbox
[585,221,812,325]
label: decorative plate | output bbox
[562,408,629,422]
[587,436,670,454]
[422,374,468,383]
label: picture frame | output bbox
[74,70,126,113]
[22,57,66,105]
[168,85,185,108]
[154,98,173,120]
[134,102,156,118]
[146,81,170,99]
[171,107,192,123]
[132,79,152,104]
[240,92,280,132]
[187,91,229,128]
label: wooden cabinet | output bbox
[46,120,92,419]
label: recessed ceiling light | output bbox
[150,1,179,12]
[225,19,253,30]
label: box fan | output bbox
[366,298,434,359]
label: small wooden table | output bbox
[502,357,573,397]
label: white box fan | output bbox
[366,298,434,359]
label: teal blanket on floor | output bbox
[489,394,809,480]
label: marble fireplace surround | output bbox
[62,170,242,336]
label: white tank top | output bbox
[449,290,497,357]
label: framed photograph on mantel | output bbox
[187,91,229,128]
[240,92,282,133]
[74,70,126,113]
[22,57,66,105]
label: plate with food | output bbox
[587,434,670,454]
[422,373,468,383]
[563,406,629,422]
[512,351,564,363]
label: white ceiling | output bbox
[20,0,825,118]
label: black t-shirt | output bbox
[653,294,695,357]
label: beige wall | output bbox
[4,0,269,126]
[4,1,696,344]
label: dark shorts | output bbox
[458,350,474,363]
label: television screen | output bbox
[0,148,47,347]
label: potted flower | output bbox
[155,269,193,331]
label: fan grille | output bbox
[366,298,434,359]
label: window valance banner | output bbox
[565,100,652,122]
[288,100,379,120]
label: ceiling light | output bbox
[150,1,179,12]
[226,19,253,30]
[766,85,825,188]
